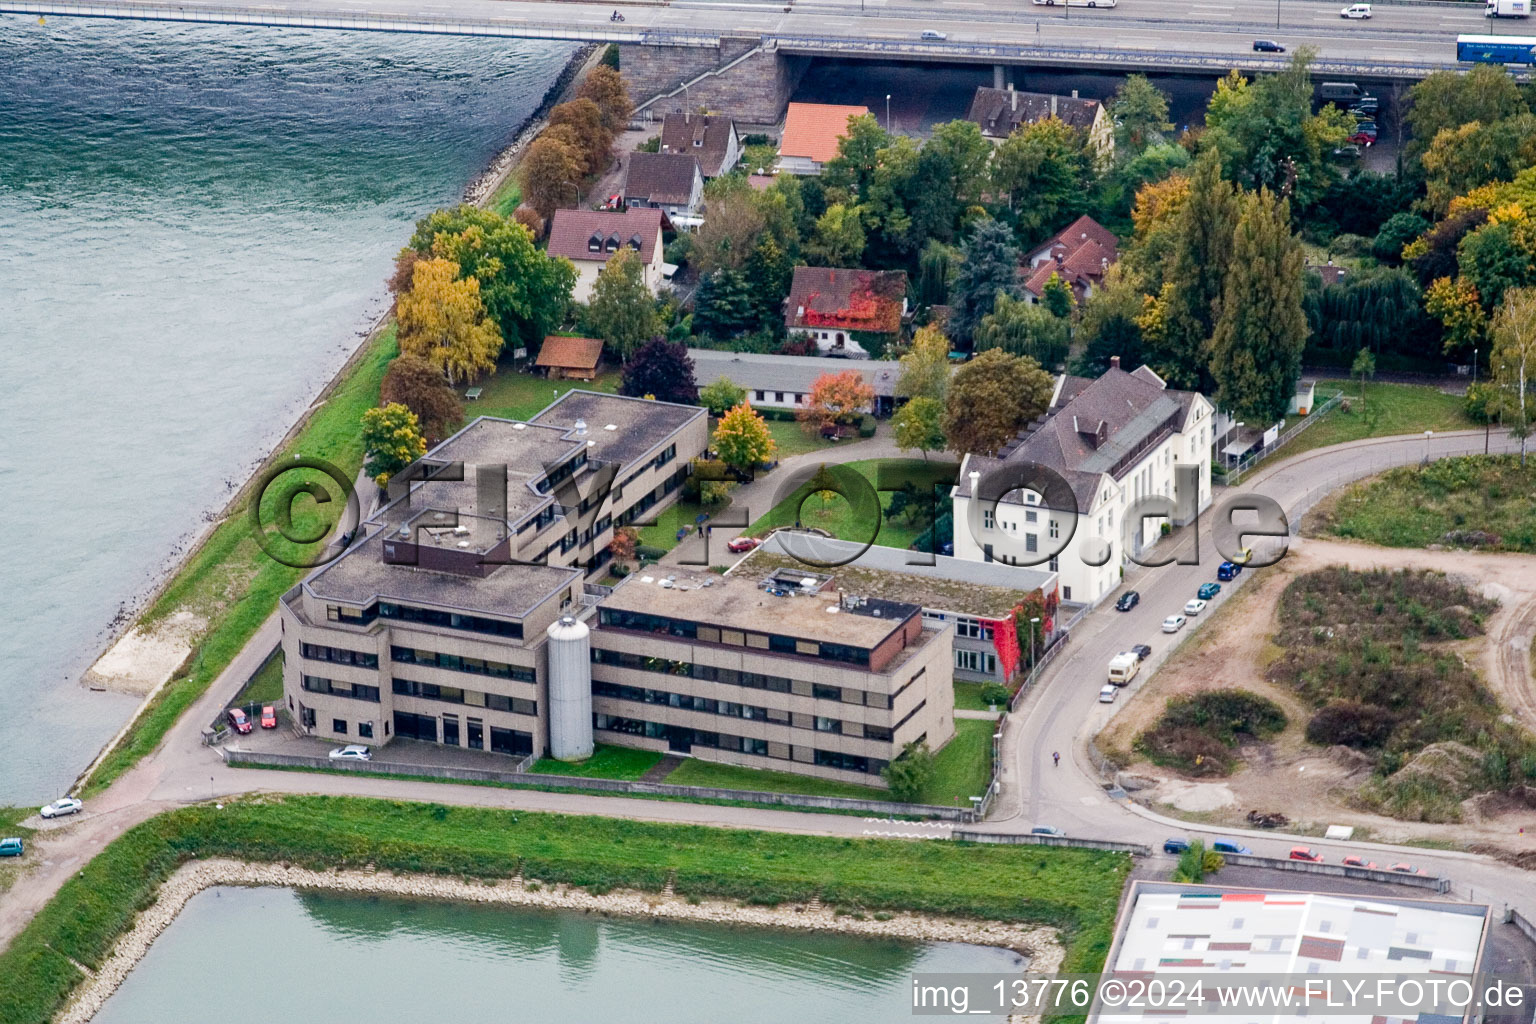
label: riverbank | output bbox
[58,858,1060,1023]
[72,41,598,798]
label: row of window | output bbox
[590,649,895,707]
[592,680,912,742]
[301,643,379,669]
[394,709,532,754]
[597,608,873,667]
[392,678,537,716]
[328,601,524,639]
[390,646,535,682]
[302,675,381,703]
[593,714,888,775]
[954,649,998,675]
[329,717,375,738]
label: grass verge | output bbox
[0,796,1128,1024]
[1279,383,1473,459]
[922,719,995,807]
[662,758,886,800]
[235,650,285,707]
[528,744,662,780]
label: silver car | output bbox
[328,745,372,761]
[40,797,83,819]
[1162,614,1187,633]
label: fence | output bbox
[1219,852,1451,893]
[222,748,980,820]
[1221,390,1345,487]
[952,829,1151,856]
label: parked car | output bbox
[1198,582,1222,600]
[920,29,948,39]
[1342,854,1379,869]
[1253,38,1286,51]
[0,837,24,857]
[328,745,372,761]
[1348,132,1377,147]
[1031,825,1065,836]
[1350,99,1380,115]
[1162,614,1187,633]
[1353,119,1379,133]
[1212,839,1252,854]
[1099,683,1119,703]
[1290,846,1325,862]
[227,707,252,734]
[1233,546,1254,564]
[1217,561,1242,581]
[727,536,761,553]
[1388,862,1426,875]
[1115,590,1140,612]
[1332,144,1363,158]
[1184,598,1208,616]
[40,797,83,819]
[260,705,277,729]
[1340,3,1372,16]
[1163,837,1191,854]
[1131,643,1153,661]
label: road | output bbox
[3,428,1533,956]
[1,0,1517,76]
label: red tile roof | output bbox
[1022,215,1120,297]
[659,113,737,177]
[785,266,906,334]
[535,335,604,371]
[546,208,666,264]
[779,102,870,165]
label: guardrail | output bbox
[953,829,1152,856]
[223,748,980,820]
[1221,389,1345,487]
[1219,852,1451,892]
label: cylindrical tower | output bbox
[545,615,594,761]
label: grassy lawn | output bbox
[529,744,662,780]
[488,179,521,219]
[0,807,36,897]
[746,458,958,551]
[662,758,888,800]
[1314,454,1536,552]
[469,366,621,422]
[920,718,995,807]
[235,650,285,706]
[1280,383,1473,459]
[0,797,1130,1024]
[762,418,840,459]
[635,498,718,553]
[953,681,996,712]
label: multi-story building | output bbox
[951,359,1214,606]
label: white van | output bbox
[1107,652,1140,686]
[1340,4,1372,17]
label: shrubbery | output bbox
[1137,690,1287,776]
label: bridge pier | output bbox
[621,38,809,126]
[994,64,1006,90]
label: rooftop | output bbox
[601,566,920,650]
[659,112,736,177]
[530,390,706,466]
[785,266,906,335]
[534,335,604,372]
[688,348,903,397]
[779,102,870,164]
[1022,215,1120,296]
[622,151,701,205]
[966,86,1103,139]
[546,207,666,264]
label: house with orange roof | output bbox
[1020,215,1120,305]
[775,102,870,176]
[784,266,907,358]
[533,335,604,381]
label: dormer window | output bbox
[587,232,603,253]
[694,138,703,147]
[605,234,620,252]
[628,234,643,250]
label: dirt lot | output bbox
[1097,536,1536,851]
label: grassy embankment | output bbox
[1314,454,1536,552]
[0,797,1129,1024]
[528,744,662,780]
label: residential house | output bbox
[951,358,1214,606]
[784,266,907,359]
[659,112,741,178]
[688,348,901,416]
[622,151,705,220]
[776,102,869,176]
[546,208,668,304]
[965,85,1115,162]
[534,335,604,381]
[1021,215,1120,304]
[1306,260,1350,287]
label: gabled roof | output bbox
[1022,215,1120,296]
[779,102,869,164]
[622,151,701,205]
[784,266,907,335]
[534,335,604,371]
[546,208,666,264]
[965,86,1103,139]
[659,113,737,176]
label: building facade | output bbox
[784,266,907,359]
[622,151,705,219]
[546,208,668,304]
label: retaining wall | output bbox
[621,39,809,124]
[953,830,1151,856]
[1220,852,1452,892]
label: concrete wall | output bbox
[622,39,809,125]
[953,829,1151,855]
[1220,852,1453,892]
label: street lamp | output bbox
[1029,615,1041,669]
[1423,429,1433,465]
[885,94,891,132]
[1276,0,1281,30]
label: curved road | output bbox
[2,428,1531,954]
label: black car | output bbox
[1115,591,1140,612]
[1253,39,1285,52]
[1131,643,1153,661]
[1164,838,1191,854]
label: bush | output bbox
[664,235,693,269]
[979,683,1012,707]
[1137,690,1287,776]
[1464,381,1499,425]
[699,481,732,505]
[1305,700,1397,749]
[600,43,619,69]
[858,414,877,438]
[882,741,936,802]
[1328,233,1373,257]
[634,544,667,561]
[636,135,660,153]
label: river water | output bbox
[92,886,1026,1022]
[0,16,575,803]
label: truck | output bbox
[1319,81,1365,102]
[1487,0,1530,17]
[1458,33,1536,62]
[1107,652,1141,686]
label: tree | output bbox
[881,740,935,802]
[973,293,1071,369]
[1071,268,1146,375]
[949,219,1022,347]
[1458,220,1536,313]
[692,268,757,339]
[743,235,795,329]
[1491,288,1536,464]
[991,117,1092,239]
[892,396,946,459]
[1110,74,1173,155]
[1351,346,1376,423]
[380,354,463,440]
[1208,188,1308,424]
[1040,272,1075,319]
[619,337,699,405]
[942,348,1055,456]
[575,65,632,134]
[896,324,952,401]
[361,403,427,487]
[804,203,866,267]
[1372,212,1431,263]
[395,257,503,384]
[387,248,426,298]
[916,240,955,307]
[547,98,614,179]
[1425,275,1487,358]
[821,113,890,198]
[713,401,778,471]
[609,525,638,567]
[519,133,584,220]
[700,377,748,417]
[1405,65,1528,166]
[926,119,993,208]
[1421,115,1536,217]
[587,247,662,360]
[799,370,875,433]
[693,176,767,273]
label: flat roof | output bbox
[529,390,706,466]
[688,348,904,397]
[749,536,1054,618]
[601,567,917,649]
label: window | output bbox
[1025,510,1037,523]
[442,715,460,746]
[954,617,993,640]
[301,643,379,669]
[775,392,785,403]
[332,719,347,734]
[1063,586,1072,601]
[489,726,533,756]
[814,716,841,733]
[812,684,842,701]
[300,705,315,728]
[1049,556,1059,572]
[814,749,877,774]
[1026,533,1038,553]
[955,649,997,674]
[1049,519,1060,539]
[301,676,380,703]
[393,710,437,743]
[358,722,374,739]
[983,508,995,529]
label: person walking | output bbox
[1052,750,1060,767]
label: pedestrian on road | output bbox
[1052,751,1060,767]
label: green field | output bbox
[529,744,663,780]
[469,366,621,422]
[922,719,995,807]
[762,419,840,459]
[1281,383,1473,458]
[0,797,1129,1024]
[953,681,994,712]
[635,498,716,553]
[747,459,958,552]
[488,180,522,219]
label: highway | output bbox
[2,0,1523,76]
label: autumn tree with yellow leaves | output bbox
[395,257,503,385]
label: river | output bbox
[91,886,1026,1022]
[0,15,575,803]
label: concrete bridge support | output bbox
[994,63,1006,89]
[620,37,810,125]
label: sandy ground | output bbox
[79,612,204,696]
[1096,536,1536,849]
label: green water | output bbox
[91,886,1026,1022]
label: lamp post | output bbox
[1276,0,1281,30]
[1423,429,1433,466]
[885,94,891,132]
[1029,615,1041,669]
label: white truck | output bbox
[1107,652,1141,686]
[1487,0,1530,16]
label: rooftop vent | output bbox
[659,578,675,588]
[574,418,588,436]
[457,540,470,549]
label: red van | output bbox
[227,708,252,734]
